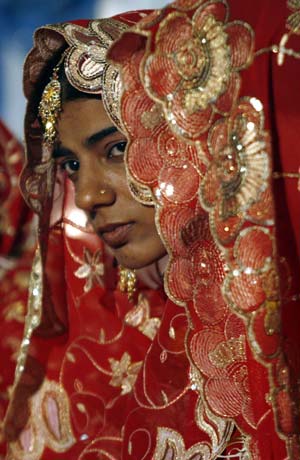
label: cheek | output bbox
[136,206,165,249]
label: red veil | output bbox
[108,1,300,458]
[0,120,34,458]
[4,2,300,459]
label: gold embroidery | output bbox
[74,247,104,293]
[154,427,211,460]
[14,247,43,382]
[273,170,300,191]
[108,352,142,395]
[287,0,300,33]
[124,293,161,339]
[218,435,250,459]
[141,103,164,130]
[129,181,155,206]
[3,301,26,323]
[14,271,31,290]
[209,336,246,368]
[7,379,75,460]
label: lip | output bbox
[98,222,134,248]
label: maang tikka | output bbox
[38,53,66,145]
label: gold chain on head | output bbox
[38,53,66,145]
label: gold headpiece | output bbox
[38,61,63,145]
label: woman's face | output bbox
[55,98,166,269]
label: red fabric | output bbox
[4,3,300,460]
[108,1,300,458]
[0,121,34,458]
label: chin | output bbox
[112,243,167,270]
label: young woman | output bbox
[4,2,300,460]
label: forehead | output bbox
[57,98,115,144]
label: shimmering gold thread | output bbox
[156,313,188,355]
[8,380,75,458]
[124,293,161,340]
[129,181,155,205]
[255,42,300,56]
[62,217,94,233]
[58,332,127,384]
[273,171,300,191]
[108,352,142,395]
[209,336,246,369]
[118,7,296,456]
[14,247,42,383]
[127,429,152,459]
[153,427,212,460]
[189,366,234,455]
[34,380,75,452]
[118,266,137,301]
[273,172,300,179]
[143,10,233,140]
[136,341,188,409]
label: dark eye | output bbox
[60,159,80,177]
[107,141,127,159]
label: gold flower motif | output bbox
[125,293,161,340]
[200,97,270,244]
[108,352,142,395]
[3,301,26,323]
[143,2,254,139]
[74,248,104,293]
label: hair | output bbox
[57,64,101,104]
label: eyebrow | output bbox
[52,125,119,159]
[53,145,72,159]
[85,126,118,147]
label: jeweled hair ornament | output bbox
[38,53,66,145]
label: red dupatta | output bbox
[108,0,300,458]
[0,120,34,458]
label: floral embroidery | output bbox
[74,248,104,293]
[3,301,26,323]
[143,1,254,139]
[109,1,297,455]
[109,352,142,395]
[200,97,270,245]
[190,314,256,427]
[286,0,300,33]
[224,227,281,357]
[125,293,161,339]
[154,427,211,460]
[7,380,74,460]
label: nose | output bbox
[74,162,115,215]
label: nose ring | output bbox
[99,189,106,195]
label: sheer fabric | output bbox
[4,2,300,459]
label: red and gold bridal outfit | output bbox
[5,2,300,460]
[4,13,168,460]
[0,121,34,458]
